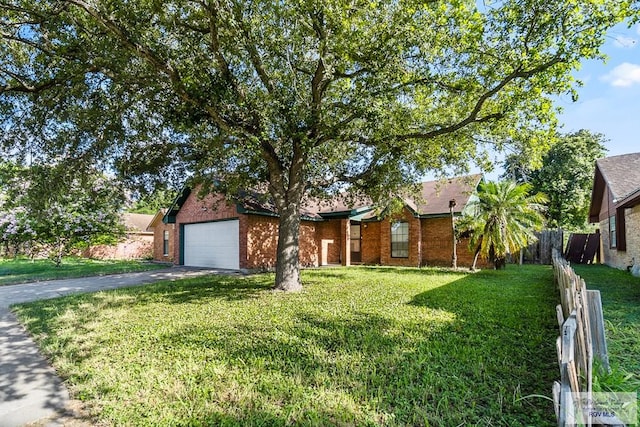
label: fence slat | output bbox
[551,248,609,427]
[556,305,565,334]
[587,290,610,373]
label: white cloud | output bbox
[601,63,640,87]
[613,35,638,48]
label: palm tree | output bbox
[462,180,547,270]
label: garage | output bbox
[183,220,240,269]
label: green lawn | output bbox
[0,257,167,286]
[572,265,640,396]
[13,266,559,426]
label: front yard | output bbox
[0,257,166,286]
[13,266,559,426]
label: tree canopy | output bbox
[0,161,125,264]
[502,129,607,230]
[531,130,607,230]
[1,0,637,289]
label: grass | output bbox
[12,265,559,426]
[0,257,167,286]
[571,265,640,399]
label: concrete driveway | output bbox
[0,267,233,426]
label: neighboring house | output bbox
[588,152,640,270]
[83,212,154,260]
[154,175,485,270]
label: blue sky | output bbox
[557,22,640,157]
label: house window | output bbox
[609,215,616,248]
[163,230,170,256]
[391,221,409,258]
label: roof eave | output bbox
[163,187,191,224]
[616,188,640,209]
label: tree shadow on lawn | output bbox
[355,266,471,276]
[154,270,560,426]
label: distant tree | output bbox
[1,1,636,289]
[501,153,535,184]
[461,180,547,270]
[128,188,176,215]
[0,163,125,265]
[530,130,607,230]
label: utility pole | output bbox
[449,199,457,269]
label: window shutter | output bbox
[616,208,626,251]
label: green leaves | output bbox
[461,180,547,268]
[0,161,126,263]
[531,130,607,230]
[2,0,635,194]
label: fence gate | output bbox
[565,232,600,264]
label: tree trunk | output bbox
[471,249,480,271]
[471,237,483,271]
[273,202,303,292]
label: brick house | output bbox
[83,213,154,260]
[151,175,484,270]
[588,152,640,270]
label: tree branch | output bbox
[0,68,59,93]
[204,1,244,100]
[230,2,274,94]
[396,56,565,141]
[63,0,233,133]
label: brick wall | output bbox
[627,205,640,269]
[422,217,453,266]
[245,215,278,269]
[152,223,175,262]
[600,205,640,270]
[361,221,381,264]
[421,217,488,268]
[85,234,154,260]
[379,208,422,267]
[244,216,320,269]
[300,221,319,267]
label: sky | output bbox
[557,22,640,158]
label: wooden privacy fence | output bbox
[565,232,601,265]
[552,248,610,426]
[523,229,564,265]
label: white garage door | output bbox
[183,220,239,269]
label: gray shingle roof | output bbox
[596,153,640,200]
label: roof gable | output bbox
[588,166,607,223]
[595,153,640,201]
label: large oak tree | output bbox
[1,0,636,290]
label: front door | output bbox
[350,223,362,263]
